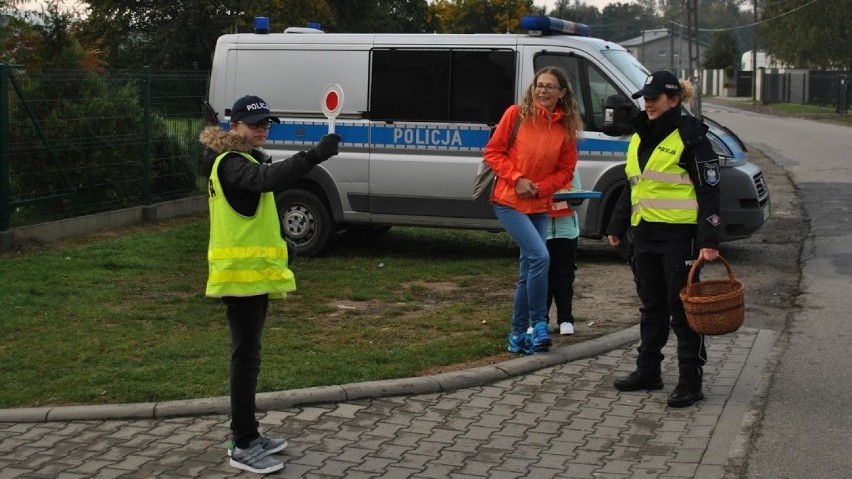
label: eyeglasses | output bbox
[238,120,274,130]
[534,83,563,92]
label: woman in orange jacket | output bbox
[484,67,582,355]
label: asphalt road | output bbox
[703,100,852,479]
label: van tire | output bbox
[277,189,333,257]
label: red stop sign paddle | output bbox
[321,84,344,134]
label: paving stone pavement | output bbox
[0,328,776,479]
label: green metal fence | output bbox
[0,65,209,230]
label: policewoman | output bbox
[200,95,340,473]
[606,71,721,408]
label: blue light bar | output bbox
[254,16,270,34]
[520,15,591,37]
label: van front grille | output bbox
[753,172,768,200]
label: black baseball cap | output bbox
[230,95,280,124]
[632,71,682,99]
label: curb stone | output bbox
[0,325,640,423]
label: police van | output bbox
[207,15,770,256]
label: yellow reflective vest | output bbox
[206,151,295,299]
[625,130,698,226]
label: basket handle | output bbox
[685,254,737,296]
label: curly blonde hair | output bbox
[519,67,583,141]
[678,79,695,102]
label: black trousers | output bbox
[631,235,706,387]
[223,294,268,448]
[546,237,578,324]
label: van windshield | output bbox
[602,49,649,92]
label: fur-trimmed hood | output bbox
[199,126,273,177]
[198,125,255,154]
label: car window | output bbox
[370,48,515,123]
[587,64,622,131]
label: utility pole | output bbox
[670,20,675,72]
[686,0,702,118]
[752,0,758,102]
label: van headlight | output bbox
[705,131,744,167]
[706,131,733,159]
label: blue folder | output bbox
[553,191,602,201]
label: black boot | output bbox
[613,371,663,391]
[667,384,704,408]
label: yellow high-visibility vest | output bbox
[625,130,698,226]
[206,151,295,299]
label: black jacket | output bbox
[198,126,322,217]
[606,104,721,249]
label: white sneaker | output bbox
[559,322,575,335]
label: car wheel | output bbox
[276,189,333,257]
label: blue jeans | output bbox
[494,204,550,335]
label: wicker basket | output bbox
[679,255,745,335]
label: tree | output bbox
[253,0,335,32]
[77,0,336,70]
[427,0,533,34]
[78,0,234,70]
[703,30,739,76]
[1,8,39,66]
[759,0,852,70]
[327,0,430,32]
[7,3,198,218]
[547,0,602,30]
[0,1,100,70]
[598,2,654,42]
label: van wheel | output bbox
[277,189,333,257]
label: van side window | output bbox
[535,54,623,132]
[370,49,515,123]
[586,65,621,130]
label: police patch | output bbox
[706,214,721,227]
[702,162,720,186]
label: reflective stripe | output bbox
[640,170,692,185]
[208,267,296,285]
[208,246,288,261]
[632,198,699,212]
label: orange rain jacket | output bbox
[484,104,577,214]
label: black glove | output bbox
[312,134,341,163]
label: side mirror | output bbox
[601,94,636,136]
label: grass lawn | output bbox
[0,216,522,408]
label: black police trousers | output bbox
[630,234,707,388]
[223,294,269,448]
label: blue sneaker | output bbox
[508,331,534,355]
[530,321,551,351]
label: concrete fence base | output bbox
[0,196,207,253]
